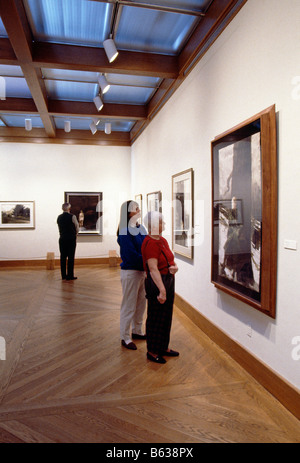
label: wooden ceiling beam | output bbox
[0,39,17,64]
[0,97,37,113]
[0,98,147,121]
[0,127,130,146]
[55,129,130,144]
[0,0,56,137]
[48,100,147,120]
[0,0,32,61]
[33,42,178,79]
[0,37,178,80]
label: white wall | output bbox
[131,0,300,389]
[0,143,131,260]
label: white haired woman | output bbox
[141,211,179,364]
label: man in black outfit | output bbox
[57,203,79,280]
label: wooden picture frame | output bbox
[172,168,194,259]
[0,201,35,229]
[211,105,277,318]
[147,191,162,213]
[64,192,103,236]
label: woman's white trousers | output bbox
[120,269,146,343]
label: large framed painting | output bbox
[64,192,103,236]
[211,105,277,318]
[172,168,194,259]
[0,201,35,229]
[147,191,162,213]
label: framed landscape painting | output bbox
[172,168,194,259]
[211,105,277,318]
[65,192,103,235]
[0,201,35,229]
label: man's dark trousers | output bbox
[59,238,76,279]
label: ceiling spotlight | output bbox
[103,37,118,63]
[90,121,97,135]
[64,121,71,133]
[93,118,101,126]
[105,122,111,135]
[25,118,32,131]
[0,76,6,100]
[98,74,110,94]
[93,94,104,112]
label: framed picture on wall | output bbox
[211,105,277,318]
[147,191,162,213]
[172,168,194,259]
[0,201,35,229]
[213,199,243,226]
[65,192,103,236]
[135,194,143,224]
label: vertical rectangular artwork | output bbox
[172,169,194,259]
[211,105,277,317]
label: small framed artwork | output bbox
[211,105,277,318]
[135,194,143,223]
[147,191,162,213]
[64,192,103,235]
[0,201,35,229]
[172,168,194,259]
[213,198,243,226]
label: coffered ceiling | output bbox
[0,0,247,146]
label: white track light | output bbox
[93,95,103,112]
[103,38,118,63]
[25,118,32,131]
[98,74,110,94]
[105,122,111,135]
[64,121,71,133]
[90,121,97,135]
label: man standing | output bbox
[57,203,79,280]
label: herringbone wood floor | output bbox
[0,265,299,443]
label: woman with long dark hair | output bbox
[117,200,147,350]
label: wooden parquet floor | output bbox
[0,265,299,443]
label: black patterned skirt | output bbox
[145,273,175,355]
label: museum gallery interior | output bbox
[0,0,299,443]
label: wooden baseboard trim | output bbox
[175,293,300,420]
[0,257,121,268]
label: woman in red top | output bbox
[141,211,179,364]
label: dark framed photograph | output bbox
[147,191,162,213]
[0,201,35,229]
[64,192,103,236]
[211,105,277,318]
[172,168,194,259]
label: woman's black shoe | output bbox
[132,333,146,340]
[121,340,137,350]
[147,352,166,364]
